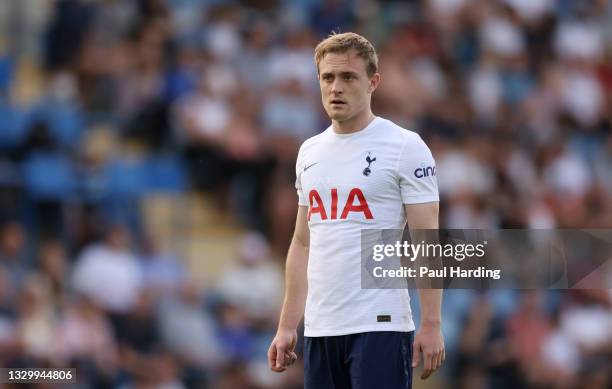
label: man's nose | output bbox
[330,79,343,94]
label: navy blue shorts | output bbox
[304,331,414,389]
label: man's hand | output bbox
[412,324,445,379]
[268,328,298,372]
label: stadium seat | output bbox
[26,102,84,148]
[107,157,147,199]
[0,56,13,92]
[22,151,75,200]
[0,103,28,149]
[144,155,188,193]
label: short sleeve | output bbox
[295,145,308,206]
[398,135,439,204]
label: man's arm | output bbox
[405,202,445,380]
[268,206,309,372]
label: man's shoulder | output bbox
[370,118,429,157]
[298,127,330,153]
[376,117,423,142]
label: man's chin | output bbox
[327,111,350,121]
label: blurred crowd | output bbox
[0,0,611,387]
[0,221,290,388]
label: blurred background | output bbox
[0,0,611,388]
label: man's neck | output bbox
[332,110,376,135]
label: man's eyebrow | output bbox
[320,71,359,77]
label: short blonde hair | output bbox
[314,32,378,78]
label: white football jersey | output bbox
[296,116,439,337]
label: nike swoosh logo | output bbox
[303,162,318,172]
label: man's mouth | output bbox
[330,99,346,105]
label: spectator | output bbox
[56,296,119,385]
[158,281,223,378]
[138,233,186,296]
[72,225,143,314]
[216,232,283,325]
[0,220,28,293]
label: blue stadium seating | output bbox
[0,103,28,149]
[144,155,188,193]
[22,151,76,200]
[26,102,84,148]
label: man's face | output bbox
[318,50,380,122]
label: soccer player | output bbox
[268,32,444,388]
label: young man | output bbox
[268,32,444,388]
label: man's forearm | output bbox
[417,289,442,326]
[278,237,309,331]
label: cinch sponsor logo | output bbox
[308,188,373,221]
[414,166,436,178]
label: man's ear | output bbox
[368,73,381,93]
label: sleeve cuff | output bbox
[401,193,439,204]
